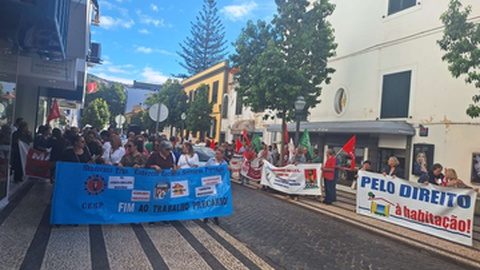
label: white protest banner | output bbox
[260,160,322,195]
[230,154,243,180]
[357,171,477,246]
[240,157,262,182]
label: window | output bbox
[235,95,243,115]
[334,88,347,115]
[212,81,219,103]
[221,95,228,118]
[380,70,411,119]
[209,118,217,138]
[388,0,416,15]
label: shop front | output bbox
[267,120,416,183]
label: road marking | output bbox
[183,220,248,270]
[192,220,265,270]
[0,183,48,270]
[41,226,91,270]
[103,224,153,270]
[90,225,110,270]
[20,205,52,270]
[145,222,211,270]
[172,221,226,270]
[207,224,276,270]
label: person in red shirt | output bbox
[322,149,337,205]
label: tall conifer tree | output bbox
[177,0,227,77]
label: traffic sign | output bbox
[115,114,126,125]
[148,103,169,122]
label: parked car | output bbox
[193,146,216,166]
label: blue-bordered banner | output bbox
[51,162,233,225]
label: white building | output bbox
[221,76,279,144]
[266,0,480,185]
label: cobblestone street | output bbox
[0,181,472,270]
[220,185,470,270]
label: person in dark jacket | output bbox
[382,156,404,179]
[61,135,92,163]
[49,128,66,184]
[418,163,444,185]
[34,125,51,152]
[11,121,33,182]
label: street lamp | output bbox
[180,112,186,142]
[294,96,306,147]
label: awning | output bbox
[266,120,415,136]
[230,120,255,135]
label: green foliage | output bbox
[232,0,336,120]
[231,0,337,163]
[177,0,227,77]
[438,0,480,118]
[144,79,188,135]
[81,98,110,129]
[0,82,3,96]
[184,84,213,140]
[130,110,156,133]
[85,81,126,124]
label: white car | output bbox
[193,146,216,167]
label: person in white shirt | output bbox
[102,134,125,165]
[177,142,199,169]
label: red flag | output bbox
[283,123,289,144]
[210,138,215,150]
[242,129,250,146]
[342,135,356,170]
[235,137,242,153]
[87,82,98,94]
[47,99,61,122]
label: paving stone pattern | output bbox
[0,181,472,270]
[220,185,471,270]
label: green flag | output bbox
[300,129,313,156]
[252,134,262,152]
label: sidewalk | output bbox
[232,179,480,269]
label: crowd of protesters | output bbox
[8,119,478,208]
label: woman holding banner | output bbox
[177,142,199,169]
[118,139,147,169]
[445,168,479,192]
[102,134,125,166]
[382,156,404,179]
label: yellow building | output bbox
[181,60,230,142]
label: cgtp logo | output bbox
[84,175,107,196]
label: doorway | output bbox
[377,148,406,174]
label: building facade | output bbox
[0,0,100,206]
[181,61,230,142]
[222,76,279,144]
[267,0,480,185]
